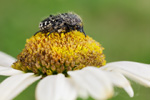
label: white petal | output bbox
[105,71,134,97]
[0,73,41,100]
[102,61,150,87]
[0,66,23,76]
[68,67,113,100]
[114,69,150,87]
[0,51,16,67]
[36,74,77,100]
[61,78,77,100]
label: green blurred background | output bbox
[0,0,150,100]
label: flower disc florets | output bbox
[12,31,106,76]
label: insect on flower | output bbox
[34,12,86,36]
[1,11,150,100]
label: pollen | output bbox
[12,31,106,76]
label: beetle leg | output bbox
[47,30,55,36]
[79,27,86,37]
[34,30,41,36]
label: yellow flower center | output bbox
[12,31,106,76]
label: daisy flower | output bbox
[0,13,150,100]
[0,31,150,100]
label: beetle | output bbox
[34,12,86,36]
